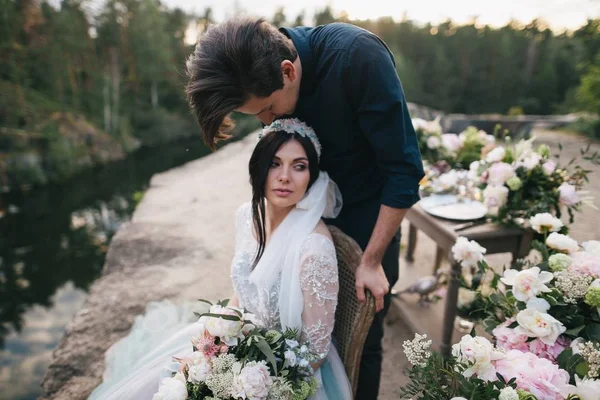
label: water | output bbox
[0,137,213,399]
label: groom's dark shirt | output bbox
[280,23,425,247]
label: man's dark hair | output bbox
[185,17,298,149]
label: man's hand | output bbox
[355,257,390,312]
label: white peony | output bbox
[187,351,212,384]
[153,373,188,400]
[529,213,564,234]
[242,313,259,334]
[516,152,542,171]
[200,305,244,345]
[437,170,460,190]
[498,387,519,400]
[451,335,505,381]
[485,147,506,163]
[582,240,600,256]
[543,160,557,175]
[452,237,487,269]
[546,232,579,254]
[515,298,566,345]
[500,267,553,302]
[426,136,441,149]
[561,376,600,400]
[487,162,516,186]
[559,182,580,206]
[483,185,509,216]
[231,360,273,400]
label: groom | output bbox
[185,17,424,399]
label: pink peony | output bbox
[529,336,571,363]
[487,162,516,186]
[543,160,557,175]
[569,251,600,278]
[494,350,571,400]
[559,182,580,206]
[493,320,529,352]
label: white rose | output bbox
[200,305,244,345]
[546,232,579,254]
[561,376,600,400]
[284,349,297,367]
[153,373,188,400]
[451,236,487,269]
[582,240,600,256]
[543,160,557,175]
[498,387,519,400]
[426,136,441,149]
[559,182,580,206]
[451,335,505,381]
[483,185,509,216]
[487,162,515,185]
[529,213,564,234]
[231,360,273,400]
[187,351,212,384]
[500,267,553,302]
[441,133,461,152]
[485,147,506,163]
[515,298,566,345]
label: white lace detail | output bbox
[230,202,339,360]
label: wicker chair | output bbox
[328,225,377,398]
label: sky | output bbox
[160,0,599,31]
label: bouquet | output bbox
[468,136,597,224]
[442,228,600,399]
[153,300,320,400]
[412,117,497,170]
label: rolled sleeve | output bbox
[346,34,424,209]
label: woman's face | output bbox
[264,139,311,209]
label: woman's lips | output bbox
[273,189,292,197]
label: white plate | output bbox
[419,194,488,221]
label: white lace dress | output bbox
[89,203,352,400]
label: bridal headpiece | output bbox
[258,118,322,161]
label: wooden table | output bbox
[397,204,534,357]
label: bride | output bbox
[89,118,352,400]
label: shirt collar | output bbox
[279,27,316,96]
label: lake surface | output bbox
[0,137,213,399]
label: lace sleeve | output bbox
[299,234,339,360]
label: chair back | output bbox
[328,225,376,398]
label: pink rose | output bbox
[493,320,529,352]
[494,350,571,400]
[543,160,557,175]
[441,133,461,152]
[559,182,580,206]
[529,336,571,363]
[569,251,600,278]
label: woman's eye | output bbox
[294,164,307,171]
[270,161,279,168]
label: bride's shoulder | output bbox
[301,220,335,254]
[236,202,251,219]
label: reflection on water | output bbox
[0,137,212,399]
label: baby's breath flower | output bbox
[402,333,432,367]
[553,270,593,304]
[211,353,237,373]
[205,371,234,398]
[580,341,600,378]
[499,386,519,400]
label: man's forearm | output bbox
[363,205,408,266]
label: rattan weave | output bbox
[328,225,377,398]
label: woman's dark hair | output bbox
[248,130,319,268]
[185,17,298,150]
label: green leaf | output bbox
[255,336,278,375]
[197,298,213,306]
[583,323,600,342]
[200,313,241,322]
[575,361,589,377]
[565,325,586,337]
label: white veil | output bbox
[248,170,342,330]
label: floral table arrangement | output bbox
[152,300,320,400]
